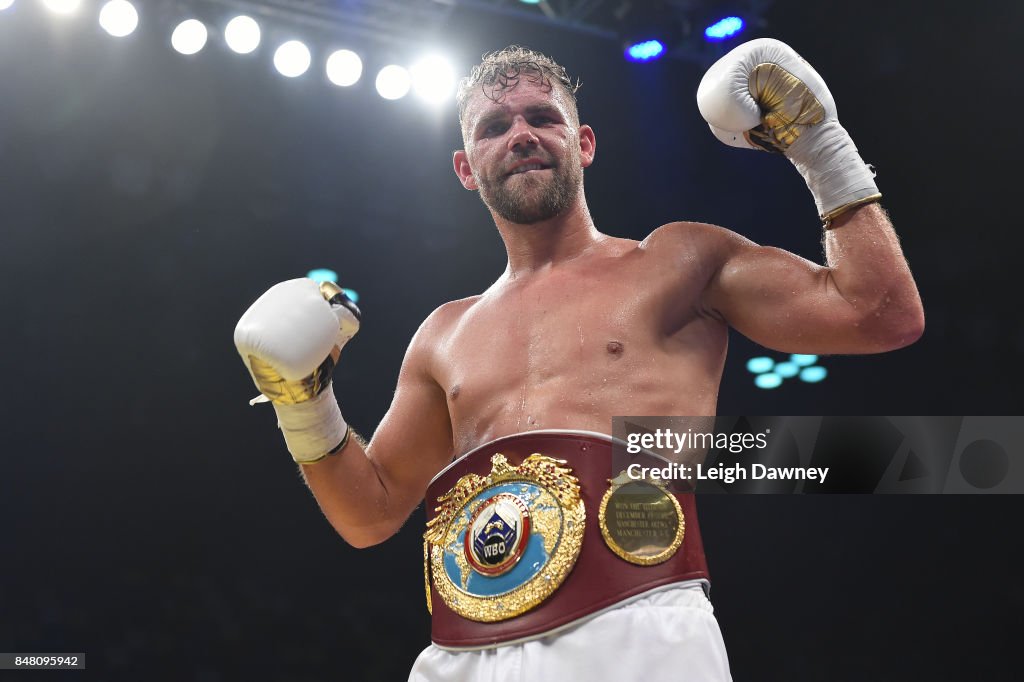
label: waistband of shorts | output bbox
[433,580,712,652]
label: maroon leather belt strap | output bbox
[424,430,710,649]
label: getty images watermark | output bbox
[612,416,1021,493]
[617,420,830,484]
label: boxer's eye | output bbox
[481,122,508,137]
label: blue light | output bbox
[306,268,338,283]
[746,356,775,374]
[306,269,359,302]
[774,362,800,378]
[519,0,542,4]
[625,40,666,62]
[799,366,828,383]
[790,354,818,367]
[704,16,744,42]
[755,373,782,389]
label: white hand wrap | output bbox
[787,120,879,222]
[272,382,349,464]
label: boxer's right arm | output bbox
[235,280,455,548]
[298,308,454,548]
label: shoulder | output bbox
[415,295,481,343]
[641,221,748,253]
[638,221,754,275]
[411,294,488,358]
[398,296,481,379]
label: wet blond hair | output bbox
[456,45,582,126]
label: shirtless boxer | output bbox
[235,42,923,681]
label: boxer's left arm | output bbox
[698,203,924,354]
[690,38,923,353]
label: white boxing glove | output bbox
[234,279,361,463]
[697,38,881,226]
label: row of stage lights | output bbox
[8,0,750,85]
[3,0,458,103]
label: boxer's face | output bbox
[454,79,595,224]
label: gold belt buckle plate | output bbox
[424,454,585,622]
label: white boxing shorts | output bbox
[409,582,732,682]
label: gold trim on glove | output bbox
[318,280,345,303]
[746,62,826,152]
[821,193,883,229]
[247,346,341,406]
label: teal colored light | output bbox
[746,356,775,374]
[774,362,799,378]
[519,0,541,4]
[755,373,782,389]
[306,268,338,283]
[790,354,818,367]
[800,366,828,383]
[340,287,360,303]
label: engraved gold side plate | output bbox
[424,454,585,622]
[599,472,684,566]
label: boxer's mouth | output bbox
[507,159,552,176]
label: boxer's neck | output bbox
[495,199,604,276]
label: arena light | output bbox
[375,64,411,100]
[748,353,828,388]
[43,0,80,15]
[98,1,138,38]
[624,39,665,62]
[704,16,744,42]
[224,15,260,55]
[773,361,800,379]
[171,19,208,55]
[274,40,312,78]
[0,0,15,12]
[411,54,455,104]
[306,268,338,283]
[305,270,360,303]
[325,49,362,87]
[799,366,828,383]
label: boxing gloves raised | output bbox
[234,278,361,463]
[697,38,881,226]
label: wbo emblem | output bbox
[466,493,531,576]
[424,453,585,622]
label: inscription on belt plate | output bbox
[599,472,684,566]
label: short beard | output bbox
[478,161,582,225]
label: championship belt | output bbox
[423,430,710,649]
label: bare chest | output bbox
[436,261,725,450]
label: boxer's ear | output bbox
[453,150,478,190]
[578,125,596,168]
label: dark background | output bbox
[1,0,1020,679]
